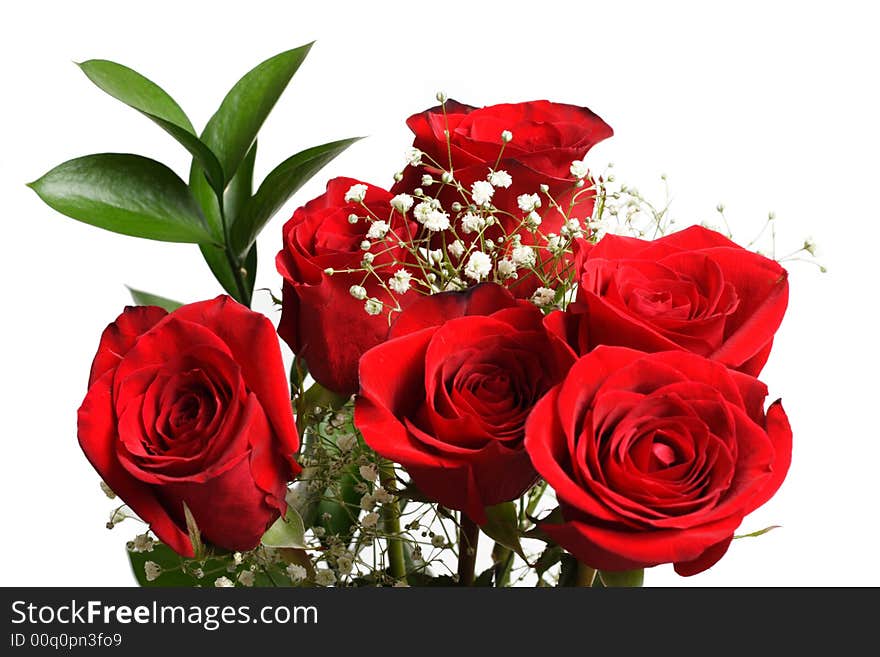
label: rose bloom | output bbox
[395,99,613,296]
[548,226,789,376]
[78,296,300,556]
[525,347,791,575]
[276,177,416,395]
[355,284,575,523]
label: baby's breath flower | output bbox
[107,507,128,528]
[421,174,435,187]
[464,251,492,281]
[348,213,359,224]
[214,576,235,588]
[388,269,413,295]
[517,193,541,212]
[238,571,255,587]
[144,561,162,582]
[99,480,116,499]
[360,493,376,511]
[546,234,563,254]
[804,236,818,256]
[496,258,518,279]
[366,220,390,240]
[471,180,495,207]
[424,210,451,232]
[501,130,513,143]
[349,285,367,300]
[405,147,423,166]
[561,218,583,239]
[359,464,378,481]
[539,183,550,194]
[337,433,357,452]
[360,240,371,251]
[286,564,307,583]
[448,240,465,259]
[344,184,368,203]
[374,487,394,504]
[511,244,536,268]
[364,298,383,316]
[444,277,466,291]
[526,211,542,229]
[391,193,414,213]
[441,171,454,184]
[316,569,337,587]
[362,252,375,265]
[488,170,512,188]
[460,212,485,234]
[431,534,446,548]
[531,287,556,307]
[361,512,380,530]
[336,555,353,575]
[418,247,444,264]
[130,533,155,553]
[414,200,437,224]
[570,159,590,179]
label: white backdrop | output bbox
[2,0,877,586]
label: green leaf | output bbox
[128,543,292,587]
[734,525,781,539]
[198,242,256,305]
[29,154,213,244]
[231,137,361,255]
[200,42,313,186]
[261,506,307,549]
[598,568,644,587]
[192,143,257,305]
[126,286,183,312]
[479,502,526,560]
[474,566,495,587]
[128,543,221,587]
[78,59,224,195]
[534,544,564,580]
[224,140,258,225]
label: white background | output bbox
[1,0,877,586]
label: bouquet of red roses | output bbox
[30,44,802,587]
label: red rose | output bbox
[355,284,576,523]
[548,226,789,375]
[525,347,791,575]
[394,100,613,296]
[77,296,300,556]
[276,177,416,395]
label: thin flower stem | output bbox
[379,460,407,584]
[457,515,480,586]
[575,561,596,587]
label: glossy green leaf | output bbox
[261,506,307,549]
[224,140,258,225]
[231,137,361,255]
[479,502,526,560]
[128,543,292,588]
[78,59,224,195]
[599,568,644,587]
[200,43,313,185]
[199,242,256,306]
[29,154,213,244]
[126,286,183,312]
[192,141,257,305]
